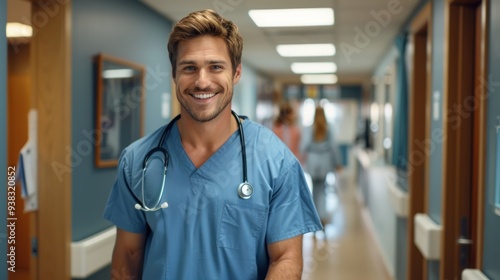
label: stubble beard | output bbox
[177,84,233,123]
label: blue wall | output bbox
[395,217,407,280]
[71,0,172,241]
[482,1,500,278]
[233,63,258,120]
[427,0,445,278]
[428,0,444,224]
[1,0,7,277]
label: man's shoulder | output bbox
[245,120,298,162]
[244,119,283,144]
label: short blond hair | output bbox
[167,9,243,77]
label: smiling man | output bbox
[103,9,321,280]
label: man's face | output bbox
[174,35,242,122]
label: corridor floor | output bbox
[301,171,391,280]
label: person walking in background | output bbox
[272,101,303,163]
[301,105,343,228]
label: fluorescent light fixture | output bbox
[248,8,334,27]
[276,44,335,57]
[103,69,135,79]
[291,62,337,74]
[6,22,33,38]
[300,74,338,84]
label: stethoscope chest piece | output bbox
[238,182,253,199]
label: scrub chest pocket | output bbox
[218,201,268,251]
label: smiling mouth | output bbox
[192,93,216,99]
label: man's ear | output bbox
[233,63,242,84]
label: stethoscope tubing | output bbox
[232,110,248,185]
[138,166,167,211]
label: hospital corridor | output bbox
[301,170,391,280]
[3,0,500,279]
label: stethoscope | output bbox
[134,111,254,212]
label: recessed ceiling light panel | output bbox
[301,74,338,84]
[291,62,337,74]
[276,44,336,57]
[248,8,334,27]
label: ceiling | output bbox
[140,0,422,86]
[7,0,422,86]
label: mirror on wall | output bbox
[95,53,145,167]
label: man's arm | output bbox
[266,235,303,280]
[111,228,147,280]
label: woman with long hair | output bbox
[301,105,343,228]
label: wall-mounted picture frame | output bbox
[95,53,145,168]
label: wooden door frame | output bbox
[441,0,487,278]
[30,0,72,279]
[407,3,431,280]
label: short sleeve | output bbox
[266,158,322,243]
[103,149,148,233]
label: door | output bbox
[29,0,73,278]
[441,0,488,278]
[7,41,32,280]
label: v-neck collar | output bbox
[168,120,249,178]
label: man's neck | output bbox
[177,110,238,167]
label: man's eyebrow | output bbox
[177,60,228,66]
[178,60,196,66]
[207,60,228,65]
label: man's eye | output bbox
[211,65,223,70]
[184,66,196,72]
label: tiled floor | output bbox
[302,171,391,280]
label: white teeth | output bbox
[193,93,215,99]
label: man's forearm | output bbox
[266,258,303,280]
[111,248,144,280]
[111,266,141,280]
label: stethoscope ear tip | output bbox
[134,203,142,210]
[161,202,169,208]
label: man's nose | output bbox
[194,69,210,89]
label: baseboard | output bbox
[462,269,490,280]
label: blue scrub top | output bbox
[103,118,322,280]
